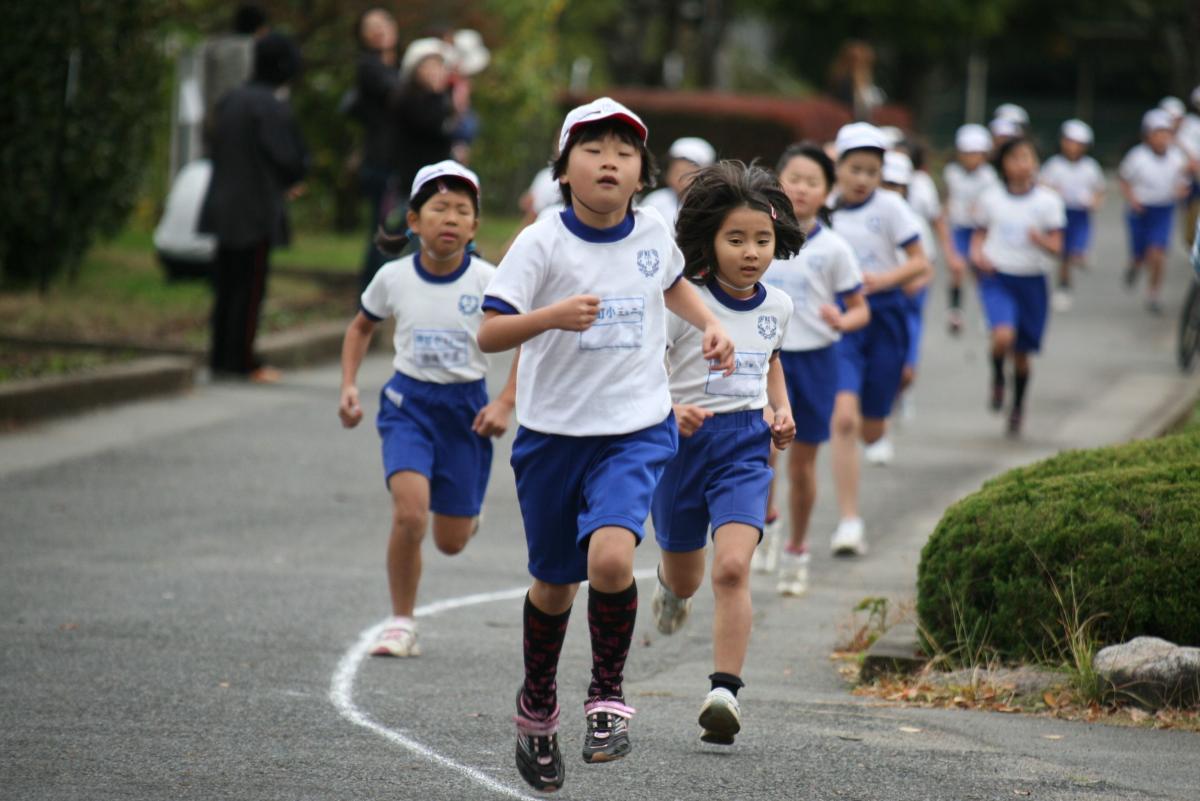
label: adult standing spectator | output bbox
[392,39,458,210]
[202,3,269,149]
[828,41,884,123]
[200,33,309,382]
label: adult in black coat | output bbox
[200,32,308,380]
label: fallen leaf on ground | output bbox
[1013,791,1031,797]
[1043,690,1059,708]
[1129,708,1150,723]
[1041,734,1063,740]
[899,726,922,733]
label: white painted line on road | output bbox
[330,568,656,799]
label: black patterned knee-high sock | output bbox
[521,594,571,720]
[587,581,638,702]
[949,285,962,310]
[1013,368,1031,412]
[991,353,1005,388]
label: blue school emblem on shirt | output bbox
[867,216,883,233]
[637,249,660,278]
[458,294,481,315]
[757,315,779,340]
[809,255,828,275]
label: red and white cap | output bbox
[881,150,914,186]
[668,137,716,167]
[1159,96,1186,121]
[834,122,888,157]
[1060,119,1093,145]
[410,160,481,201]
[558,97,648,153]
[955,123,992,153]
[988,117,1022,139]
[993,103,1029,126]
[1142,108,1174,133]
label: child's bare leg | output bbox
[765,448,780,518]
[710,523,759,677]
[1146,246,1166,305]
[431,514,477,556]
[786,443,819,551]
[386,471,430,617]
[660,548,707,599]
[861,417,887,446]
[830,391,861,520]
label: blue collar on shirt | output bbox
[708,278,767,311]
[837,191,876,211]
[806,222,823,241]
[559,206,635,243]
[414,251,472,284]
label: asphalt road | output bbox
[3,191,1199,800]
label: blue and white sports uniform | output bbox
[651,281,792,552]
[974,185,1066,353]
[899,212,936,370]
[1119,143,1190,259]
[832,189,924,419]
[1040,154,1105,258]
[944,161,1000,262]
[360,252,497,516]
[763,223,862,443]
[484,206,683,584]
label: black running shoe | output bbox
[581,699,634,763]
[514,691,564,792]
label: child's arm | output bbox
[662,279,735,375]
[1118,177,1142,213]
[338,312,379,428]
[766,356,795,450]
[970,228,994,273]
[863,241,930,294]
[1028,228,1064,256]
[819,290,870,334]
[472,348,520,438]
[477,295,600,353]
[934,214,965,277]
[673,403,714,437]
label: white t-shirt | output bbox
[908,170,942,222]
[1175,115,1200,162]
[527,167,562,217]
[975,185,1066,276]
[360,252,497,383]
[665,282,791,414]
[831,190,923,305]
[639,187,680,226]
[944,161,1001,227]
[485,207,684,436]
[1118,144,1190,207]
[1040,154,1105,211]
[763,223,863,351]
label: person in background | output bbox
[200,32,308,382]
[943,124,1000,334]
[446,29,491,164]
[1039,119,1105,312]
[989,117,1022,153]
[202,4,269,151]
[1178,88,1200,249]
[640,137,717,225]
[828,40,884,123]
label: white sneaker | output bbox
[752,516,783,574]
[776,550,811,596]
[864,437,894,466]
[652,570,693,635]
[371,619,420,657]
[1052,288,1073,312]
[698,688,741,745]
[831,517,867,557]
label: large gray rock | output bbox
[1094,636,1200,709]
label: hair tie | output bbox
[769,204,778,221]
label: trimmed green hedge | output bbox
[917,428,1200,662]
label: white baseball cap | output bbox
[451,29,491,76]
[955,123,992,153]
[881,150,914,186]
[834,122,887,158]
[558,97,648,153]
[1142,108,1174,133]
[989,117,1022,139]
[668,137,716,168]
[410,159,481,201]
[1060,119,1093,145]
[1159,96,1186,120]
[400,37,452,80]
[879,125,905,148]
[993,103,1029,125]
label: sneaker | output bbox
[947,307,963,336]
[1007,408,1023,438]
[652,570,693,635]
[776,550,810,597]
[863,437,894,466]
[990,380,1004,413]
[514,691,564,792]
[752,516,783,574]
[370,619,420,657]
[581,699,634,763]
[831,517,867,557]
[698,688,742,745]
[1052,288,1073,312]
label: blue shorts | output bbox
[951,226,974,261]
[836,298,910,420]
[1127,204,1175,260]
[904,286,929,369]
[651,410,772,553]
[1064,209,1092,258]
[780,346,838,444]
[511,415,679,584]
[376,372,492,517]
[978,272,1049,354]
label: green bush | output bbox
[918,431,1200,663]
[1,1,165,288]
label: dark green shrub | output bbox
[918,457,1200,663]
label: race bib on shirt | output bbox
[705,350,768,397]
[413,329,469,368]
[579,296,645,351]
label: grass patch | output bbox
[0,344,138,382]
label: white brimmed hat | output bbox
[988,117,1022,139]
[993,103,1029,125]
[451,29,490,76]
[1060,119,1093,145]
[400,37,453,80]
[881,150,914,186]
[1159,96,1186,120]
[955,123,992,153]
[1142,108,1174,133]
[878,125,905,149]
[410,159,481,201]
[668,137,716,167]
[558,97,648,153]
[834,122,887,158]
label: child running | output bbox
[338,160,517,658]
[476,98,735,793]
[943,124,1000,334]
[828,123,930,556]
[640,136,718,224]
[647,161,802,745]
[1039,119,1105,312]
[970,138,1066,436]
[761,143,869,593]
